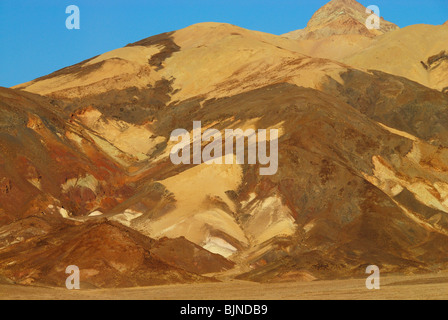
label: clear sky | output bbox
[0,0,446,88]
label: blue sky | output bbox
[0,0,446,88]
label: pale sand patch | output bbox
[162,157,242,211]
[134,157,249,252]
[303,220,315,233]
[109,209,144,227]
[62,174,98,193]
[163,34,347,101]
[378,122,419,142]
[86,131,133,167]
[240,192,256,209]
[59,208,70,219]
[244,196,297,245]
[391,199,448,236]
[17,58,158,96]
[364,156,448,213]
[407,142,422,163]
[88,211,103,217]
[86,46,161,66]
[77,108,166,161]
[203,236,238,258]
[27,178,41,191]
[363,150,448,236]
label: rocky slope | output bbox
[282,0,398,40]
[1,0,448,287]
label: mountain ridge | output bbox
[2,0,448,288]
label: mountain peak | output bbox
[283,0,398,39]
[316,0,367,12]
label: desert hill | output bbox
[281,1,448,92]
[2,0,448,287]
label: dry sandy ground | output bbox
[1,273,448,300]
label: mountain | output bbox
[2,0,448,288]
[281,1,448,91]
[282,0,399,40]
[0,87,234,287]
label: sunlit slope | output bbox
[3,0,448,286]
[342,24,448,91]
[13,22,354,105]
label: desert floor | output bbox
[1,272,448,300]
